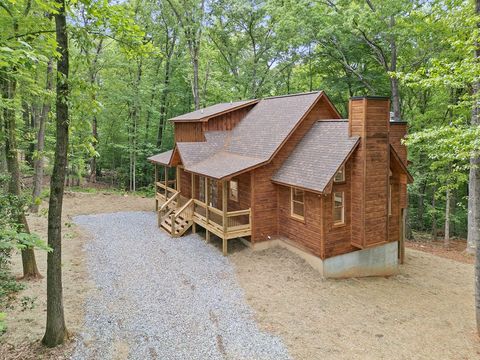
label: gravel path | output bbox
[71,211,290,360]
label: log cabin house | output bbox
[148,92,412,278]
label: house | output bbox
[148,91,412,278]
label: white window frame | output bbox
[290,187,305,220]
[334,164,345,183]
[333,191,345,225]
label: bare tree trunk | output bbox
[432,190,437,241]
[89,115,97,183]
[157,36,175,149]
[389,15,401,121]
[88,39,103,183]
[444,188,450,248]
[42,0,69,346]
[473,0,480,336]
[2,75,42,280]
[192,54,200,110]
[31,59,54,213]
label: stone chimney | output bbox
[348,96,390,249]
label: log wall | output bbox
[250,95,340,243]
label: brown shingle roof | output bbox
[147,150,173,166]
[148,92,343,180]
[187,152,263,179]
[176,132,227,167]
[169,100,257,122]
[226,91,324,161]
[272,121,359,193]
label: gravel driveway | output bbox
[71,211,290,360]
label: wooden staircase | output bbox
[158,194,194,237]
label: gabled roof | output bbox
[169,100,258,122]
[272,121,360,193]
[178,91,340,179]
[148,91,343,179]
[147,150,173,166]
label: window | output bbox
[199,176,205,202]
[333,192,345,225]
[229,180,239,202]
[334,164,345,182]
[291,188,305,220]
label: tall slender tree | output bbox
[473,0,480,336]
[42,0,69,347]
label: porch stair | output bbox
[158,196,195,237]
[160,212,193,237]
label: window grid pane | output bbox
[333,192,344,224]
[291,188,305,219]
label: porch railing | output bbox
[192,200,251,239]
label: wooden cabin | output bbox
[148,92,412,278]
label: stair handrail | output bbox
[171,198,194,235]
[159,191,179,212]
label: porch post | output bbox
[176,166,181,192]
[164,166,168,200]
[222,180,228,256]
[205,177,210,242]
[191,173,196,234]
[154,164,158,211]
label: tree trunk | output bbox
[31,59,54,213]
[432,190,437,241]
[89,115,97,183]
[88,39,103,183]
[42,0,69,346]
[444,188,450,248]
[2,75,42,280]
[157,47,173,149]
[192,54,200,110]
[473,0,480,336]
[389,15,401,121]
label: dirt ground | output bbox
[230,245,480,360]
[2,192,479,359]
[1,191,152,360]
[406,233,475,265]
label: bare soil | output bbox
[2,193,479,359]
[1,191,152,360]
[406,233,474,265]
[230,245,480,360]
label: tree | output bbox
[166,0,206,110]
[31,58,54,213]
[473,0,480,335]
[42,0,69,346]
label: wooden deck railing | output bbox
[192,200,251,239]
[171,198,194,235]
[158,191,179,226]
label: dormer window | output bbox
[334,164,345,183]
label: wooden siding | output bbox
[203,106,254,132]
[323,159,357,258]
[349,98,391,249]
[389,174,401,243]
[174,106,254,142]
[250,95,340,243]
[390,123,407,165]
[277,187,323,257]
[179,168,192,199]
[174,122,205,142]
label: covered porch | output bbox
[153,162,252,255]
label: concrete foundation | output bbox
[249,238,398,278]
